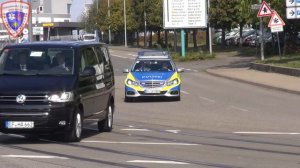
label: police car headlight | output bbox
[48,92,74,102]
[167,79,179,86]
[127,79,139,86]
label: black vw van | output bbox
[0,41,115,142]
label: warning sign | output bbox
[257,1,272,17]
[268,11,286,27]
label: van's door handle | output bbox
[105,65,110,70]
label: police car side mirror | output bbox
[177,68,184,73]
[123,69,129,73]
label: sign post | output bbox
[163,0,207,57]
[257,1,273,61]
[268,11,286,58]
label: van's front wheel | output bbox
[64,109,82,142]
[98,103,113,132]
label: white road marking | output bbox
[234,132,300,135]
[193,70,198,72]
[165,130,181,134]
[111,54,128,59]
[1,155,68,159]
[198,96,216,103]
[181,90,190,95]
[185,69,191,71]
[121,128,151,131]
[230,106,249,112]
[128,125,135,128]
[126,160,189,165]
[82,141,198,146]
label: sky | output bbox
[0,0,93,22]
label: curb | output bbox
[250,62,300,77]
[205,69,300,95]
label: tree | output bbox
[209,0,240,46]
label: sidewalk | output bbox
[206,68,300,95]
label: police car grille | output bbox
[141,81,165,88]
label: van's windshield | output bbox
[0,48,75,75]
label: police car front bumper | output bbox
[125,86,180,97]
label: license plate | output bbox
[144,89,160,94]
[5,121,34,129]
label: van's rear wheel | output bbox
[98,103,113,132]
[64,109,82,142]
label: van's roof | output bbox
[4,41,106,48]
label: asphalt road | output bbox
[0,48,300,168]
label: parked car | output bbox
[0,41,115,142]
[123,51,183,101]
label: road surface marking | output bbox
[198,96,216,103]
[1,155,68,159]
[185,69,191,71]
[165,130,181,134]
[126,160,189,165]
[121,128,151,131]
[181,90,190,95]
[128,125,135,128]
[111,54,128,59]
[193,70,198,72]
[234,132,300,135]
[82,141,198,146]
[230,106,249,112]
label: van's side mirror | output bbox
[80,66,96,77]
[123,69,129,73]
[177,68,184,73]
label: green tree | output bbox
[209,0,240,46]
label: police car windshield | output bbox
[133,60,174,72]
[0,48,74,75]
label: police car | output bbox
[123,51,183,101]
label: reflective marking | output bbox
[82,141,198,146]
[234,132,300,135]
[121,128,151,131]
[230,106,249,112]
[181,90,190,95]
[1,155,68,159]
[127,160,189,165]
[198,96,216,103]
[111,54,128,59]
[165,130,181,134]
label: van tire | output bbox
[64,109,82,142]
[98,103,113,132]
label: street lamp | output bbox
[144,0,147,48]
[124,0,127,47]
[108,0,111,44]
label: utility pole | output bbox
[208,0,212,54]
[124,0,127,47]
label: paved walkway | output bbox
[207,68,300,94]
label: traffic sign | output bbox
[268,11,285,27]
[257,1,272,17]
[286,7,300,19]
[271,26,283,33]
[286,0,300,7]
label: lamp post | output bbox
[28,0,33,42]
[124,0,127,47]
[108,0,111,44]
[144,0,147,47]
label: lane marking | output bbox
[111,54,128,59]
[193,70,198,72]
[128,125,135,128]
[1,155,68,159]
[234,132,300,135]
[121,128,151,131]
[126,160,189,165]
[185,69,191,71]
[82,141,198,146]
[198,96,216,103]
[230,106,249,112]
[165,130,181,134]
[180,90,190,95]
